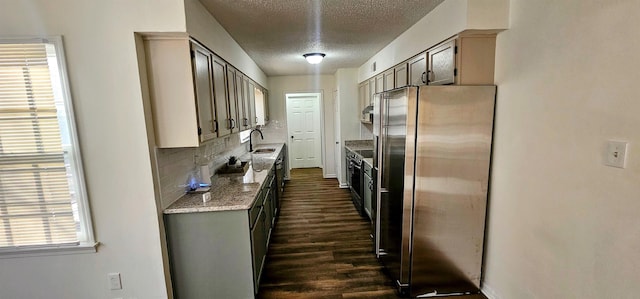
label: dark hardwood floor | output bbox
[257,168,486,299]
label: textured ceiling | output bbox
[199,0,444,76]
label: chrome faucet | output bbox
[249,128,264,152]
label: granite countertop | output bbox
[345,139,374,167]
[164,143,284,214]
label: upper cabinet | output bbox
[211,56,232,137]
[262,89,269,123]
[408,52,428,86]
[427,39,456,85]
[375,74,384,94]
[383,69,394,91]
[191,42,217,143]
[357,33,496,119]
[394,63,408,88]
[454,34,496,85]
[143,36,267,148]
[250,83,269,126]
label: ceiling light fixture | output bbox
[303,53,325,64]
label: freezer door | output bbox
[377,87,417,291]
[409,86,496,296]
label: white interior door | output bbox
[286,93,322,169]
[333,90,341,180]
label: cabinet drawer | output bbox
[249,190,263,228]
[363,161,372,176]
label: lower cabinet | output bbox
[165,168,278,298]
[251,205,267,289]
[363,162,373,220]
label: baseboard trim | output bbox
[482,282,501,299]
[324,174,337,179]
[339,183,349,189]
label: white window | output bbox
[0,37,95,255]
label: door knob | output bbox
[291,136,293,139]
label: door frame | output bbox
[284,92,325,173]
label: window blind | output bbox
[0,43,79,249]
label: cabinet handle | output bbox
[427,70,433,83]
[421,71,427,84]
[230,118,236,129]
[214,120,218,133]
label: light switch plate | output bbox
[108,272,122,290]
[605,140,628,168]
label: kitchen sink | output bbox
[253,148,276,154]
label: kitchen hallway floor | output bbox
[257,168,487,299]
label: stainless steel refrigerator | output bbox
[372,86,496,297]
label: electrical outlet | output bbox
[605,140,628,168]
[108,273,122,290]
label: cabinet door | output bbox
[395,63,408,88]
[408,52,427,86]
[191,43,217,142]
[375,74,384,94]
[212,56,231,137]
[226,67,239,132]
[364,173,372,219]
[247,80,266,126]
[383,69,394,91]
[243,77,253,126]
[236,73,250,130]
[428,39,456,85]
[358,83,366,120]
[263,189,273,236]
[251,209,266,291]
[262,89,268,123]
[368,78,376,106]
[270,171,279,222]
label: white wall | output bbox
[484,1,640,298]
[335,69,361,185]
[264,75,337,177]
[184,0,267,87]
[358,0,509,82]
[0,0,185,298]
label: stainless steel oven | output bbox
[346,150,364,216]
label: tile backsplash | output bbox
[156,134,248,209]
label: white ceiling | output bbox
[199,0,444,76]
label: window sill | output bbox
[0,242,100,259]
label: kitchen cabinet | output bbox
[368,78,376,106]
[191,42,218,143]
[426,35,497,85]
[236,73,251,131]
[165,163,279,298]
[363,161,373,220]
[243,77,254,126]
[383,69,394,91]
[211,56,232,137]
[262,89,269,123]
[395,62,408,88]
[358,82,365,121]
[248,78,261,128]
[375,74,384,94]
[165,210,256,298]
[454,34,496,85]
[251,205,267,290]
[427,39,456,85]
[143,36,206,147]
[143,35,270,147]
[408,51,427,86]
[225,66,241,133]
